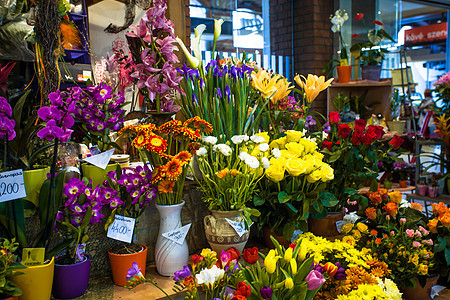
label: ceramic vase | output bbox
[155,201,189,276]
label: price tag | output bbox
[0,169,27,203]
[162,224,191,245]
[22,248,45,267]
[225,218,247,237]
[107,215,135,243]
[83,149,115,169]
[335,220,349,234]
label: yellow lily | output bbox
[176,37,199,69]
[251,69,278,99]
[271,76,292,104]
[294,74,334,103]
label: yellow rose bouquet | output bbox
[253,130,334,239]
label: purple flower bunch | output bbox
[204,60,253,80]
[37,91,76,143]
[0,97,15,140]
[72,83,126,134]
[103,164,157,218]
[59,177,106,227]
[393,161,409,171]
[126,0,182,112]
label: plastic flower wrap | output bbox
[54,178,106,262]
[119,117,212,205]
[254,130,334,238]
[427,202,450,281]
[173,248,240,300]
[239,236,328,300]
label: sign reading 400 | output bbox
[0,169,27,203]
[107,215,136,243]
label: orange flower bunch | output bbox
[363,189,403,222]
[428,202,450,233]
[120,117,212,205]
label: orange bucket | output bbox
[108,244,147,286]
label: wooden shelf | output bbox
[406,193,450,204]
[331,79,392,87]
[359,183,415,194]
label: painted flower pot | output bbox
[337,65,352,83]
[361,65,381,81]
[12,257,54,300]
[108,244,147,286]
[399,180,408,188]
[428,186,439,198]
[81,163,119,188]
[401,275,439,300]
[155,201,189,276]
[416,184,428,196]
[308,210,345,237]
[204,210,249,253]
[52,256,90,299]
[23,167,50,207]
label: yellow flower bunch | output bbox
[266,130,334,183]
[294,74,333,103]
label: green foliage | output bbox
[0,238,25,297]
[350,29,395,66]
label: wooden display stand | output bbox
[327,79,393,119]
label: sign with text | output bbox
[22,248,45,267]
[225,218,248,237]
[83,149,115,169]
[162,224,191,245]
[405,22,447,46]
[107,215,135,243]
[0,169,27,203]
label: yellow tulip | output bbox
[251,69,278,99]
[271,76,292,104]
[285,277,294,289]
[298,242,307,262]
[265,250,280,274]
[284,247,293,262]
[294,74,333,103]
[290,258,297,274]
[176,37,199,69]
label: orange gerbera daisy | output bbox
[162,159,183,180]
[136,124,156,132]
[132,131,149,149]
[118,124,137,136]
[150,166,164,183]
[177,127,201,140]
[146,134,168,153]
[184,116,213,134]
[157,120,182,134]
[158,179,175,193]
[175,151,192,163]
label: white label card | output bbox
[335,220,349,234]
[83,149,115,169]
[0,169,27,203]
[225,218,248,237]
[162,224,191,245]
[107,215,135,243]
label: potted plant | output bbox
[416,178,427,196]
[0,238,24,300]
[393,161,410,188]
[350,13,395,81]
[51,177,107,298]
[427,176,440,198]
[330,9,352,83]
[194,133,268,252]
[387,88,407,133]
[117,117,212,276]
[383,173,393,189]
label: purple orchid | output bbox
[0,115,15,140]
[37,119,65,141]
[0,97,12,116]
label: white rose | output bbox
[250,135,265,143]
[213,144,232,156]
[272,148,281,158]
[196,147,207,156]
[231,135,249,144]
[261,157,270,169]
[202,136,218,145]
[258,143,269,152]
[195,265,225,285]
[239,151,250,161]
[245,156,260,169]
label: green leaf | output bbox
[283,222,295,241]
[318,191,339,207]
[253,194,265,206]
[278,191,292,203]
[245,208,261,217]
[285,202,298,214]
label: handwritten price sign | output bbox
[162,224,191,245]
[225,218,248,237]
[0,169,27,203]
[107,215,135,243]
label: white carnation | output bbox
[258,143,270,152]
[213,144,232,156]
[261,157,270,169]
[245,155,260,169]
[202,136,218,145]
[196,147,208,156]
[250,135,265,143]
[272,148,281,158]
[231,135,249,144]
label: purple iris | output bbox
[126,262,142,280]
[260,286,273,299]
[305,115,317,128]
[173,265,191,281]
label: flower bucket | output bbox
[337,65,352,83]
[399,180,408,188]
[108,244,147,286]
[387,120,406,134]
[0,295,18,300]
[52,256,90,299]
[23,167,50,207]
[308,210,345,237]
[204,210,249,253]
[417,184,428,196]
[401,275,439,300]
[428,186,439,198]
[12,257,54,300]
[81,163,119,188]
[361,65,381,81]
[155,201,189,276]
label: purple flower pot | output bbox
[361,65,381,81]
[428,186,439,198]
[417,184,428,196]
[52,256,90,299]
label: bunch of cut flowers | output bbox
[427,202,450,281]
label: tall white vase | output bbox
[155,201,189,276]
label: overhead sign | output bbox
[404,22,447,46]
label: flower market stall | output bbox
[0,0,449,299]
